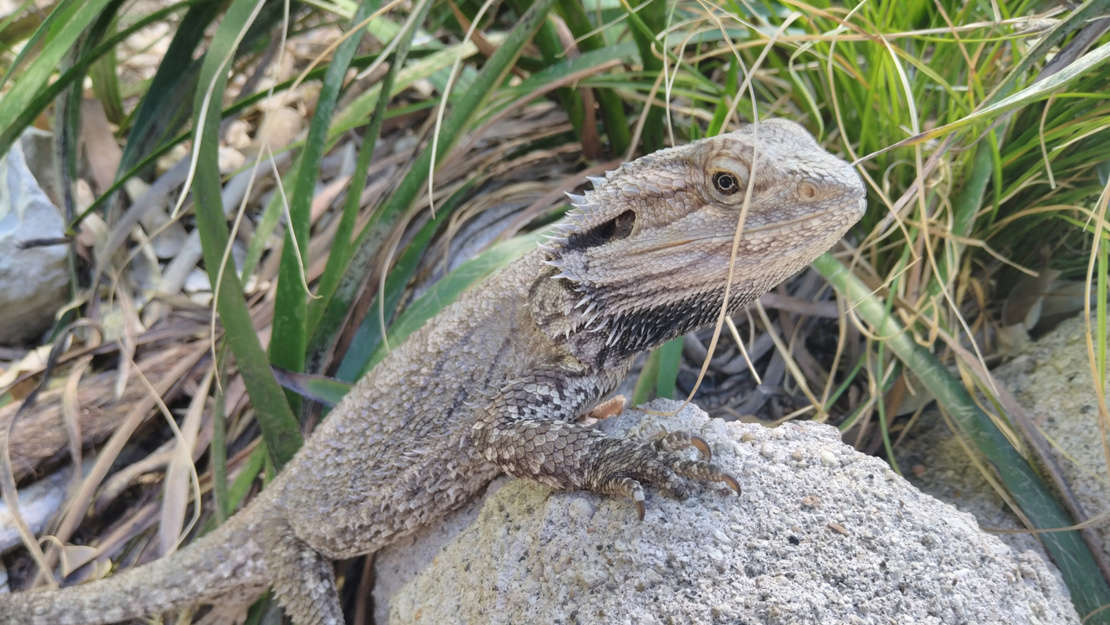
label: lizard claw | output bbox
[720,472,742,496]
[689,435,711,461]
[606,476,649,520]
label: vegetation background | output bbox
[1,0,1109,622]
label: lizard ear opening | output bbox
[565,209,636,251]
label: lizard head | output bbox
[541,118,866,354]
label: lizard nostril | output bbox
[566,210,636,251]
[799,181,819,200]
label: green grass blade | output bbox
[271,0,382,411]
[271,368,353,406]
[0,0,188,172]
[490,42,639,115]
[505,0,584,141]
[313,0,557,370]
[305,0,432,347]
[88,16,122,124]
[0,0,38,51]
[333,178,478,381]
[921,139,994,305]
[329,38,485,136]
[815,252,1110,622]
[983,0,1110,108]
[228,446,267,514]
[625,0,665,152]
[211,343,231,522]
[0,0,67,91]
[192,0,302,469]
[555,0,631,154]
[632,349,662,407]
[654,336,683,400]
[116,0,217,177]
[706,63,739,137]
[0,0,118,158]
[910,42,1110,146]
[1099,241,1108,385]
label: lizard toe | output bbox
[604,476,648,520]
[664,455,742,497]
[651,430,712,460]
[648,430,739,495]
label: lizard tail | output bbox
[0,506,271,625]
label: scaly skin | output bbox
[0,119,866,625]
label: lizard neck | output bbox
[527,258,754,365]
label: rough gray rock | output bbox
[894,409,1050,561]
[897,313,1110,570]
[375,399,1078,625]
[0,462,83,555]
[0,132,68,345]
[991,315,1110,561]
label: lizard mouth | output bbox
[612,211,837,254]
[691,207,846,244]
[563,209,636,251]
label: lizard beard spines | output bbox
[542,192,596,252]
[547,168,641,254]
[600,289,742,355]
[539,269,743,356]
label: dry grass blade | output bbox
[158,369,212,556]
[0,340,208,481]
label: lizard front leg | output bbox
[471,370,740,519]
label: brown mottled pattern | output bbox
[0,119,865,625]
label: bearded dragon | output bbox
[0,118,866,625]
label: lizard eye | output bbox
[706,160,749,205]
[713,172,739,195]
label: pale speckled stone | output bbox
[0,137,68,345]
[897,313,1110,571]
[375,400,1079,625]
[991,315,1110,561]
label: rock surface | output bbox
[375,399,1078,625]
[894,409,1050,562]
[897,313,1110,569]
[990,315,1110,560]
[0,134,68,345]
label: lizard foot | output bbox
[590,431,740,520]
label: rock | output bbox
[0,134,69,345]
[0,462,87,554]
[895,409,1049,561]
[990,315,1110,560]
[375,400,1078,625]
[898,313,1110,569]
